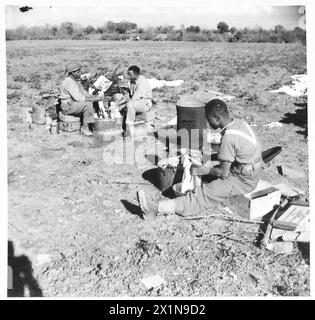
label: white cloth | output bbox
[148,78,184,90]
[269,74,307,97]
[181,154,202,194]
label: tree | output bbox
[105,21,116,33]
[186,25,200,33]
[51,25,58,36]
[293,27,306,45]
[84,25,95,35]
[156,25,175,34]
[61,22,74,36]
[15,25,28,40]
[115,21,137,34]
[274,25,285,33]
[217,21,229,33]
[230,26,237,34]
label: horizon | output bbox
[5,5,306,31]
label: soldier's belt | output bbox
[232,159,262,175]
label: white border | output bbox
[0,0,313,300]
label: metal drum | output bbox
[176,96,207,151]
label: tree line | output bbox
[6,20,306,44]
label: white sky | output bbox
[5,1,306,30]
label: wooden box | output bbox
[225,180,281,220]
[270,201,309,242]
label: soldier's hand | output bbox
[191,165,210,176]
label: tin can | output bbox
[32,104,46,125]
[50,120,59,135]
[45,111,52,129]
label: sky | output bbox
[5,1,306,30]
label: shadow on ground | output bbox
[280,102,307,138]
[120,200,144,219]
[7,240,42,297]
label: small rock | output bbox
[140,275,167,290]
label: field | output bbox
[6,40,309,297]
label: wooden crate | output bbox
[270,202,310,242]
[224,180,281,220]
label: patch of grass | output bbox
[7,91,21,100]
[13,74,27,82]
[7,82,22,90]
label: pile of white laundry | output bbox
[148,78,184,90]
[269,74,307,98]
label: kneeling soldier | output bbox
[137,99,263,218]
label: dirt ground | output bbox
[6,40,309,297]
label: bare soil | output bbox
[7,41,309,297]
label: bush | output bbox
[140,32,154,40]
[6,30,17,41]
[184,32,208,42]
[166,31,182,41]
[5,22,306,44]
[7,82,22,90]
[7,91,21,100]
[209,33,225,42]
[100,33,128,41]
[13,75,27,82]
[84,25,95,35]
[71,32,88,40]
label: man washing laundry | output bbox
[137,99,263,218]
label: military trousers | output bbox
[173,172,260,217]
[61,100,95,125]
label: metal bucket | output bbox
[142,165,183,192]
[93,118,122,133]
[32,104,46,125]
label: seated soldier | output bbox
[137,99,263,219]
[59,62,105,136]
[115,65,152,136]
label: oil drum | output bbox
[176,96,207,151]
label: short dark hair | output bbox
[128,65,140,75]
[205,99,229,117]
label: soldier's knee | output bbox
[114,93,124,102]
[127,101,136,110]
[85,102,94,111]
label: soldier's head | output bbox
[127,65,140,82]
[65,62,82,80]
[205,99,230,130]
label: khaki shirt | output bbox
[218,119,262,165]
[60,77,88,103]
[130,75,152,101]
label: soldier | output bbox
[115,65,152,137]
[137,99,263,218]
[59,62,104,136]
